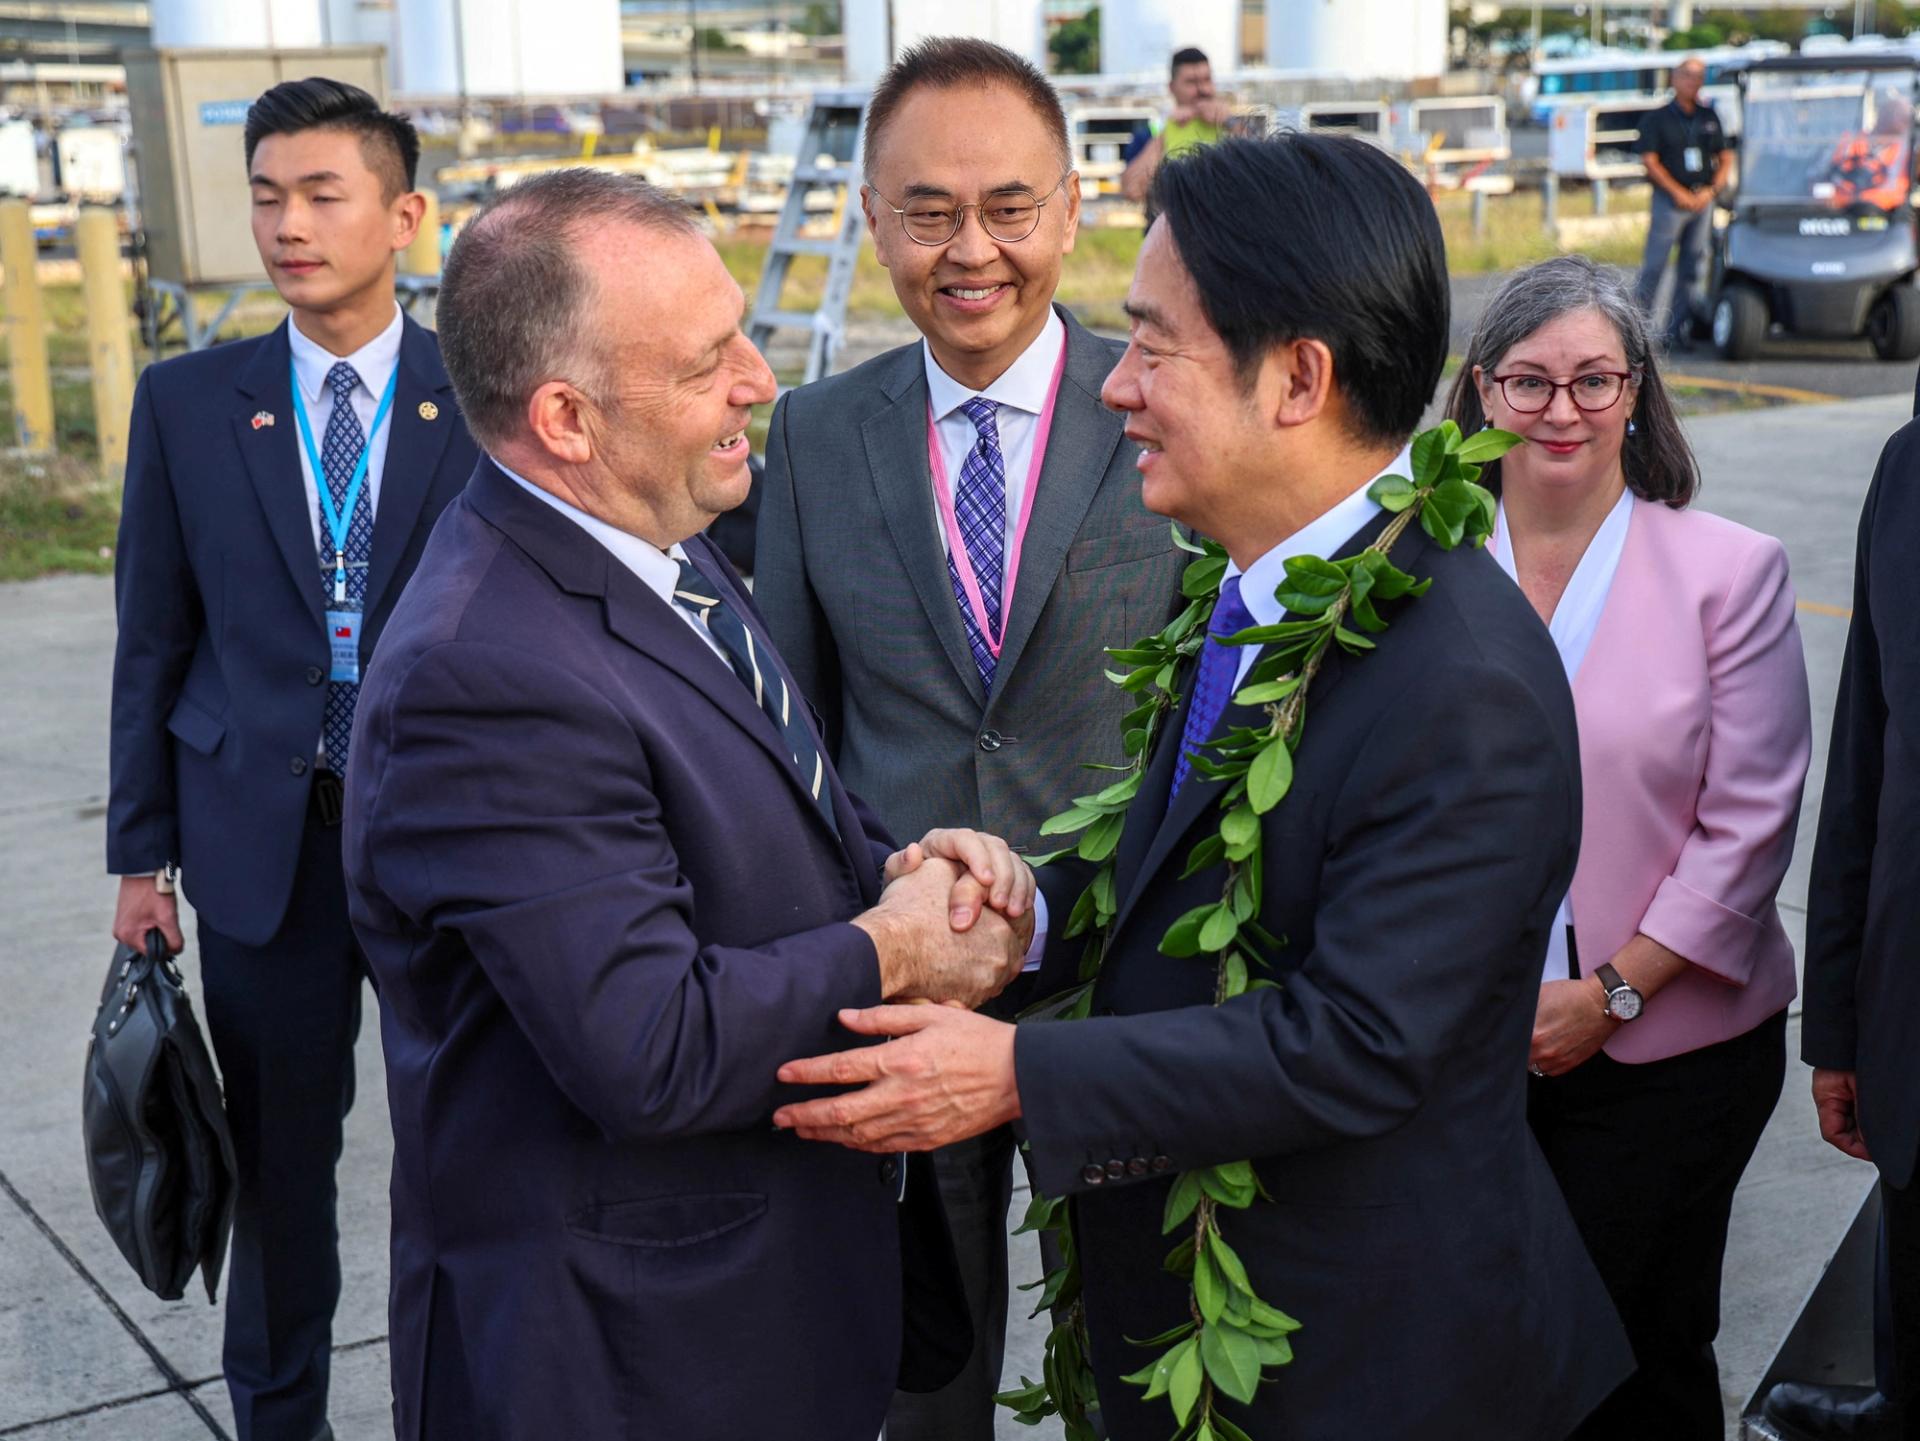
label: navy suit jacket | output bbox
[107,315,479,944]
[343,462,969,1440]
[1016,515,1633,1441]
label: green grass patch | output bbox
[0,457,119,581]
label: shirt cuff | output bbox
[1021,891,1049,972]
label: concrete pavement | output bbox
[0,391,1904,1439]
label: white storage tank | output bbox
[1100,0,1239,80]
[844,0,1048,87]
[151,0,325,49]
[394,0,623,97]
[1265,0,1446,80]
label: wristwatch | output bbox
[1594,963,1642,1022]
[153,862,179,896]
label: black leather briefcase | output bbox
[82,930,237,1302]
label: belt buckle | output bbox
[313,769,345,827]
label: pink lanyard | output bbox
[926,339,1068,657]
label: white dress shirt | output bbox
[923,308,1067,577]
[1489,486,1634,983]
[502,462,1049,970]
[1225,446,1410,689]
[287,305,404,561]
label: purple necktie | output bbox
[947,397,1007,693]
[1170,575,1255,800]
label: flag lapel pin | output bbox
[251,411,275,430]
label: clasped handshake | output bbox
[769,828,1039,1155]
[855,827,1040,1009]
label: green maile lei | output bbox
[994,420,1523,1441]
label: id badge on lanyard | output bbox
[326,609,361,683]
[1684,145,1704,175]
[291,356,398,682]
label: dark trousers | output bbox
[1529,1009,1786,1440]
[198,788,366,1441]
[1890,1166,1920,1438]
[1636,189,1714,342]
[886,1125,1016,1440]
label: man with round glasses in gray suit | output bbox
[754,35,1188,1441]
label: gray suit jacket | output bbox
[755,306,1186,857]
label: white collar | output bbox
[1232,445,1410,627]
[494,460,689,606]
[287,305,405,406]
[922,308,1066,422]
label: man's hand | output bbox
[854,857,1032,1008]
[883,828,1036,932]
[1195,98,1234,128]
[1529,978,1617,1077]
[113,874,183,954]
[773,1005,1019,1151]
[1813,1068,1873,1162]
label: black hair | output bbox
[1171,47,1210,75]
[1150,133,1450,448]
[865,36,1071,179]
[244,77,420,199]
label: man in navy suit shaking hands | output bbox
[106,79,480,1441]
[342,169,1042,1439]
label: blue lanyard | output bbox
[290,356,399,604]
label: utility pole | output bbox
[690,0,702,91]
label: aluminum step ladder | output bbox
[748,90,869,388]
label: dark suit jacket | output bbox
[1016,515,1633,1441]
[343,462,968,1440]
[1804,419,1920,1188]
[107,314,479,945]
[754,306,1186,856]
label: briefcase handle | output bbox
[104,930,184,1040]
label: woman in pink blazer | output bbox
[1446,256,1812,1441]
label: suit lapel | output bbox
[862,350,987,706]
[987,309,1124,708]
[467,465,849,856]
[233,321,323,625]
[1109,509,1415,937]
[364,317,457,618]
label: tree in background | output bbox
[797,1,839,38]
[1050,7,1100,74]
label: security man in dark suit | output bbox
[105,78,479,1441]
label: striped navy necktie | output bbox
[670,556,839,837]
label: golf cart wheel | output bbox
[1869,285,1920,362]
[1712,285,1767,361]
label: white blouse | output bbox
[1489,487,1635,984]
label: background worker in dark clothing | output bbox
[1635,56,1732,348]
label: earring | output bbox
[1627,419,1638,435]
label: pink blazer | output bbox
[1566,498,1811,1063]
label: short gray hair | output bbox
[437,168,696,452]
[1443,254,1698,506]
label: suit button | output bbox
[305,665,324,686]
[289,757,308,777]
[1128,1157,1149,1177]
[878,1157,900,1185]
[1105,1159,1127,1181]
[1081,1163,1106,1187]
[1150,1155,1173,1174]
[978,730,1002,753]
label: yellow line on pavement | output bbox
[1666,372,1843,405]
[1798,600,1853,620]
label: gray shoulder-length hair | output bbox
[1443,254,1699,508]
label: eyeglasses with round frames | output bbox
[873,171,1075,247]
[1490,370,1638,414]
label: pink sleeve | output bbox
[1637,536,1812,985]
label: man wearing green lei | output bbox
[777,135,1632,1440]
